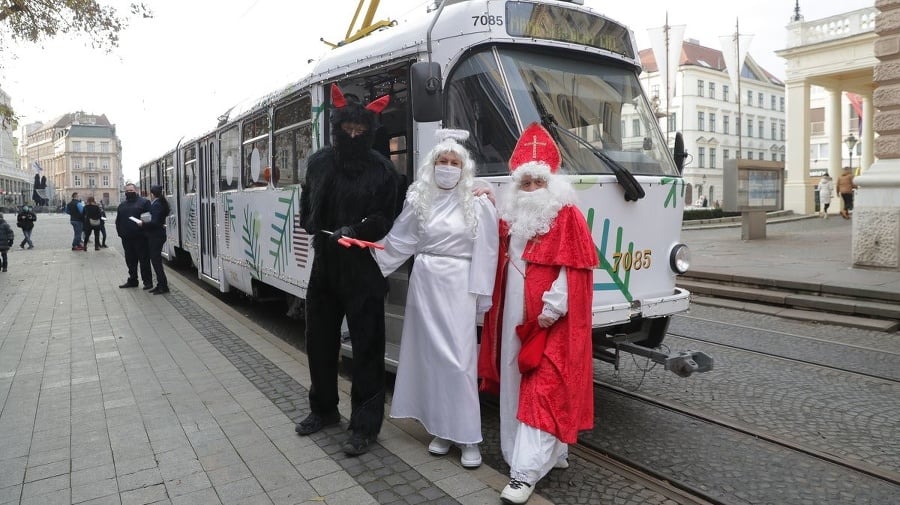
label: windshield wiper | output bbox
[530,85,645,201]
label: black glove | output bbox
[330,226,355,243]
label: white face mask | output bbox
[434,164,462,189]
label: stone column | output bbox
[784,78,813,213]
[852,0,900,270]
[828,89,844,179]
[862,93,875,172]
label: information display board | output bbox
[723,160,784,212]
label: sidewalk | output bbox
[0,214,532,505]
[681,213,900,302]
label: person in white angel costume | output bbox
[373,128,499,469]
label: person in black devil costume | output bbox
[295,84,399,456]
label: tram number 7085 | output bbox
[472,15,503,26]
[612,250,652,273]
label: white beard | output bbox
[504,188,563,241]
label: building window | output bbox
[810,107,824,135]
[710,148,717,169]
[758,92,764,108]
[772,153,778,162]
[698,112,705,131]
[74,175,82,186]
[780,122,785,141]
[72,141,81,152]
[723,115,730,135]
[747,150,752,159]
[88,176,96,188]
[651,84,660,99]
[101,142,109,153]
[709,82,716,99]
[758,120,764,139]
[668,112,677,132]
[781,154,785,162]
[632,119,640,137]
[747,118,753,138]
[102,175,109,186]
[723,149,730,160]
[73,160,81,169]
[747,90,753,105]
[87,160,96,169]
[698,147,705,168]
[697,79,704,97]
[101,161,109,170]
[780,97,785,111]
[723,85,729,102]
[771,95,777,110]
[709,113,716,133]
[87,142,95,153]
[771,121,777,140]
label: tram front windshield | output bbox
[446,46,678,177]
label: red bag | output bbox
[515,319,548,374]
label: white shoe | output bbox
[500,479,534,504]
[553,457,569,469]
[428,436,452,455]
[458,443,481,468]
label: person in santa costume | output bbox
[373,129,499,469]
[295,83,400,456]
[478,122,598,504]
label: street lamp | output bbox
[845,133,858,172]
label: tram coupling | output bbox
[615,343,714,378]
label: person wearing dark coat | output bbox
[0,214,13,272]
[83,197,104,250]
[115,183,152,288]
[142,185,171,294]
[294,84,399,456]
[16,205,36,249]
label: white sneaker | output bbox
[500,479,534,504]
[427,436,452,455]
[458,443,482,468]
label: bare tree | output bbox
[0,0,153,125]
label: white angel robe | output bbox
[375,189,499,444]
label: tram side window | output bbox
[165,167,175,197]
[273,96,312,186]
[242,115,270,188]
[219,126,240,191]
[183,146,197,194]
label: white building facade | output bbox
[0,88,31,208]
[639,40,787,207]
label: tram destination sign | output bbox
[723,159,785,212]
[505,2,634,58]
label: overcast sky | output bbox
[2,0,873,182]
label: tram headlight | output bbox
[669,243,690,274]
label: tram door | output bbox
[198,136,218,281]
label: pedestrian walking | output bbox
[0,214,14,272]
[818,174,834,219]
[16,205,36,249]
[837,166,857,219]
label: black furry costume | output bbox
[299,99,399,439]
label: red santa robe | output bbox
[478,204,598,444]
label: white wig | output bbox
[406,129,478,235]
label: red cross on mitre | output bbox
[509,122,560,173]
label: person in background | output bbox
[66,192,85,251]
[295,84,398,457]
[837,166,857,219]
[373,129,499,469]
[16,205,36,249]
[83,197,104,250]
[142,185,171,294]
[818,174,834,219]
[97,202,109,247]
[478,123,598,505]
[115,183,152,289]
[0,214,13,272]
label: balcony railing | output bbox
[787,8,876,48]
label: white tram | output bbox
[139,0,712,377]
